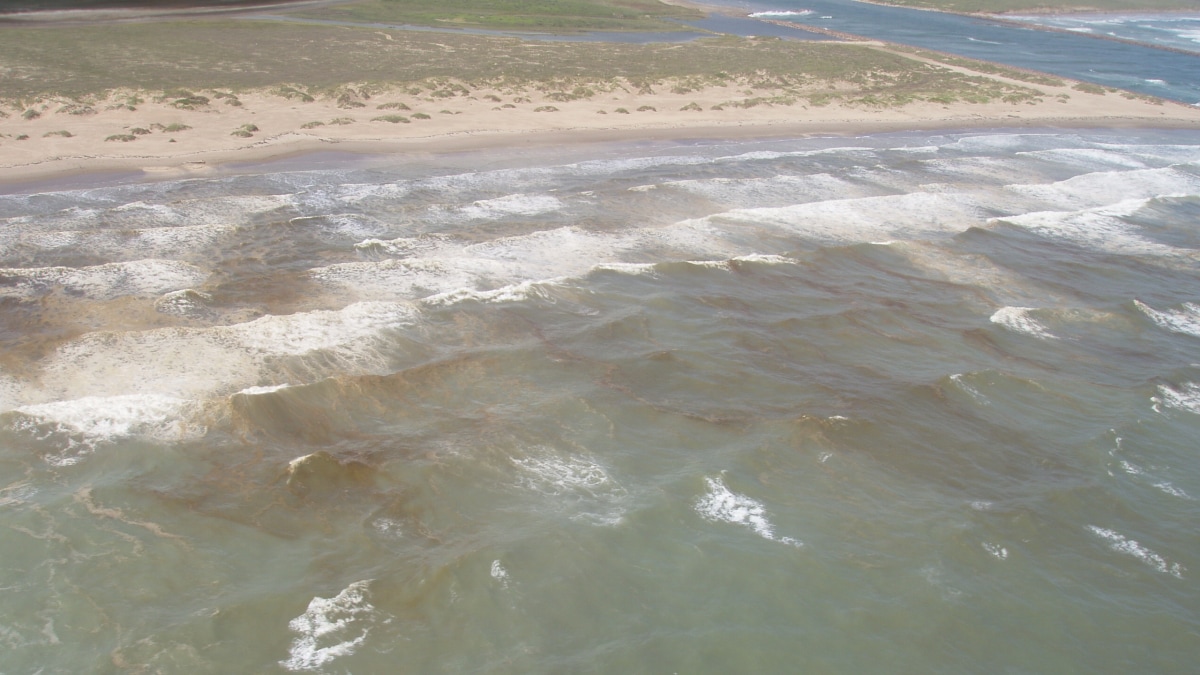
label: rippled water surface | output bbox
[2,130,1199,673]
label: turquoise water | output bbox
[1,130,1199,672]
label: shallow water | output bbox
[2,130,1199,673]
[730,0,1200,105]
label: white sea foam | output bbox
[1152,382,1200,414]
[1006,167,1200,211]
[982,542,1009,560]
[320,223,739,302]
[490,560,511,587]
[236,383,292,396]
[1135,300,1200,338]
[513,448,627,525]
[704,191,985,243]
[695,475,800,547]
[36,301,415,401]
[1016,148,1150,171]
[1087,526,1185,578]
[1153,482,1194,500]
[991,199,1187,256]
[457,194,563,220]
[154,289,212,316]
[0,260,209,300]
[422,278,563,307]
[10,394,204,464]
[660,173,871,208]
[949,373,990,406]
[281,580,379,672]
[749,10,813,18]
[990,307,1058,339]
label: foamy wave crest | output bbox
[695,475,801,547]
[154,288,212,317]
[281,580,379,672]
[1087,526,1185,578]
[991,198,1187,256]
[38,301,414,400]
[990,307,1057,339]
[9,223,235,259]
[1007,167,1200,210]
[1016,148,1151,171]
[705,191,984,243]
[10,394,204,465]
[457,194,563,220]
[0,260,208,300]
[1152,382,1200,415]
[230,301,414,355]
[1134,300,1200,338]
[513,448,628,525]
[655,173,867,209]
[422,278,564,307]
[749,10,814,18]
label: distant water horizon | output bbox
[2,128,1198,672]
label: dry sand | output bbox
[4,54,1200,187]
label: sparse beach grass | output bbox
[282,0,701,33]
[0,20,1047,111]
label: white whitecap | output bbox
[13,394,200,442]
[982,542,1009,560]
[1087,526,1185,578]
[236,383,292,396]
[991,199,1186,256]
[1135,300,1200,338]
[281,580,378,672]
[458,194,563,220]
[1152,382,1200,415]
[490,560,510,587]
[35,301,414,402]
[990,307,1057,339]
[1006,167,1200,211]
[0,259,208,300]
[695,475,800,547]
[512,448,627,526]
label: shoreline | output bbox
[7,115,1200,193]
[5,65,1200,191]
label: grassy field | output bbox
[283,0,702,32]
[870,0,1200,13]
[0,19,1046,108]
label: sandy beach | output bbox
[4,48,1200,188]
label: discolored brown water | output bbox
[1,131,1199,673]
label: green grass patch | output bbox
[286,0,702,33]
[412,112,431,119]
[43,130,73,138]
[372,114,410,122]
[105,133,136,142]
[0,20,1057,113]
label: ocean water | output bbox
[1,130,1199,673]
[729,0,1200,105]
[1006,13,1200,55]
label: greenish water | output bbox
[1,130,1199,673]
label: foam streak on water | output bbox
[1,130,1199,673]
